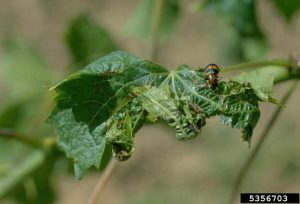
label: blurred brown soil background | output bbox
[0,0,299,204]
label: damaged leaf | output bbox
[48,51,275,178]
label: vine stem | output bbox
[87,159,117,204]
[227,79,299,204]
[150,0,165,61]
[221,58,300,84]
[221,59,290,72]
[0,128,44,149]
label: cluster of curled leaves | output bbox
[48,51,275,179]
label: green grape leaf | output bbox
[199,0,267,61]
[134,86,204,140]
[65,14,119,70]
[232,67,279,104]
[47,51,168,178]
[125,0,180,38]
[272,0,300,20]
[217,81,260,142]
[48,51,273,178]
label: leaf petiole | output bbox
[222,59,290,72]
